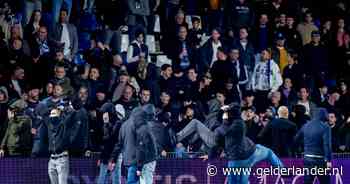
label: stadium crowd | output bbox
[0,0,349,183]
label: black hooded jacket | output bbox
[99,102,123,164]
[135,105,158,170]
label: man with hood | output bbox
[0,99,32,157]
[175,104,284,184]
[134,104,158,184]
[294,108,332,184]
[97,103,124,184]
[108,105,158,184]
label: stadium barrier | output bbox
[0,156,349,184]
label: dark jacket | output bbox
[280,26,303,51]
[278,86,298,108]
[99,103,122,164]
[41,108,77,154]
[110,108,141,166]
[214,118,256,160]
[135,105,158,170]
[199,39,228,74]
[226,0,254,30]
[301,43,329,77]
[282,64,304,89]
[210,59,239,93]
[232,39,256,73]
[258,118,297,157]
[69,107,89,157]
[167,38,195,70]
[294,108,332,161]
[50,22,79,57]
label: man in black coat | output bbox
[210,47,239,93]
[301,31,329,89]
[97,102,124,184]
[258,106,297,157]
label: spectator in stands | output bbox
[251,49,283,113]
[312,82,329,106]
[271,33,289,71]
[294,87,317,119]
[6,66,26,100]
[297,11,319,45]
[7,38,29,70]
[69,97,90,157]
[253,14,274,52]
[279,78,298,108]
[199,28,226,75]
[127,0,150,41]
[127,30,149,63]
[281,15,302,51]
[188,17,204,49]
[258,106,297,157]
[87,67,104,104]
[205,0,224,32]
[51,8,78,61]
[139,88,152,105]
[210,47,238,92]
[320,19,332,47]
[339,116,350,152]
[320,89,340,113]
[302,30,329,90]
[114,84,139,119]
[327,110,341,152]
[168,26,194,71]
[282,51,303,90]
[232,27,255,76]
[228,48,249,98]
[24,10,43,41]
[337,80,350,116]
[0,99,32,157]
[51,64,74,97]
[268,91,282,116]
[158,64,173,92]
[226,0,255,32]
[241,106,262,143]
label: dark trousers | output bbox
[304,157,330,184]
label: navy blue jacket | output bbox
[294,108,332,161]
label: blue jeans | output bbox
[140,161,156,184]
[304,157,330,184]
[227,144,284,184]
[52,0,72,23]
[97,154,122,184]
[127,165,139,184]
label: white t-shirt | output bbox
[298,101,311,116]
[211,41,222,67]
[60,23,71,57]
